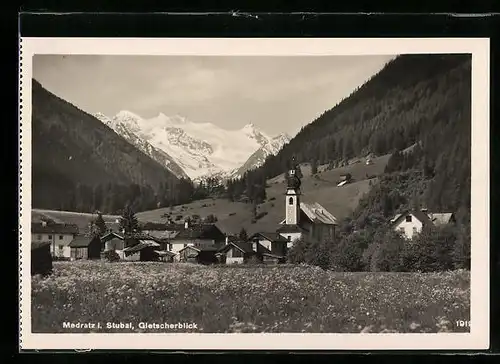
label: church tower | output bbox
[285,158,301,225]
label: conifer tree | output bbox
[119,204,140,235]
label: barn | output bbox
[31,241,53,276]
[178,245,219,265]
[69,235,102,260]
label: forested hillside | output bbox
[233,54,472,271]
[32,79,195,213]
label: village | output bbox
[31,159,456,275]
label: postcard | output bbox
[19,37,489,350]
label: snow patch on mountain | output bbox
[93,112,189,179]
[95,110,290,180]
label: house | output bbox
[122,239,161,261]
[156,250,177,263]
[31,221,79,259]
[390,208,456,239]
[119,233,163,261]
[69,235,102,260]
[178,245,219,265]
[248,232,289,257]
[31,241,53,276]
[217,240,262,264]
[100,231,126,259]
[142,221,226,259]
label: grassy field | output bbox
[136,154,391,235]
[31,154,390,236]
[32,261,470,334]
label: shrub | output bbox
[103,250,120,262]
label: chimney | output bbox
[421,207,428,213]
[185,220,189,229]
[225,235,229,245]
[41,221,47,227]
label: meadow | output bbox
[31,261,470,334]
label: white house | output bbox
[390,209,456,239]
[247,232,288,256]
[31,221,79,259]
[142,220,226,261]
[275,161,338,247]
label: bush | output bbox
[103,250,120,262]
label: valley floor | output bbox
[31,262,470,334]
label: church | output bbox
[250,159,338,257]
[276,159,338,245]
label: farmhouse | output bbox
[143,221,226,256]
[122,238,161,262]
[68,235,102,260]
[31,241,53,276]
[31,221,79,259]
[276,160,338,247]
[178,245,219,264]
[217,239,263,264]
[390,208,456,239]
[100,231,126,259]
[247,232,288,257]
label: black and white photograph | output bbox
[19,38,489,350]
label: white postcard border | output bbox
[19,37,490,350]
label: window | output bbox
[48,235,53,240]
[59,235,64,240]
[405,215,412,222]
[36,235,42,240]
[288,197,294,205]
[287,236,292,241]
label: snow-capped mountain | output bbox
[93,112,189,179]
[229,133,291,179]
[94,111,290,180]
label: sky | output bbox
[33,54,396,137]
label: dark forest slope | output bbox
[233,54,471,220]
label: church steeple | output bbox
[285,157,301,225]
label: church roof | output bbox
[279,202,338,225]
[300,202,338,225]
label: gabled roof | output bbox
[122,240,160,254]
[31,222,79,235]
[248,232,289,243]
[428,213,455,225]
[301,202,338,225]
[144,230,180,240]
[178,245,219,254]
[390,210,454,226]
[279,202,338,225]
[69,236,97,248]
[275,224,305,234]
[218,241,255,254]
[154,250,177,257]
[101,231,124,242]
[142,223,224,241]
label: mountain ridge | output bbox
[95,110,291,180]
[31,79,181,211]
